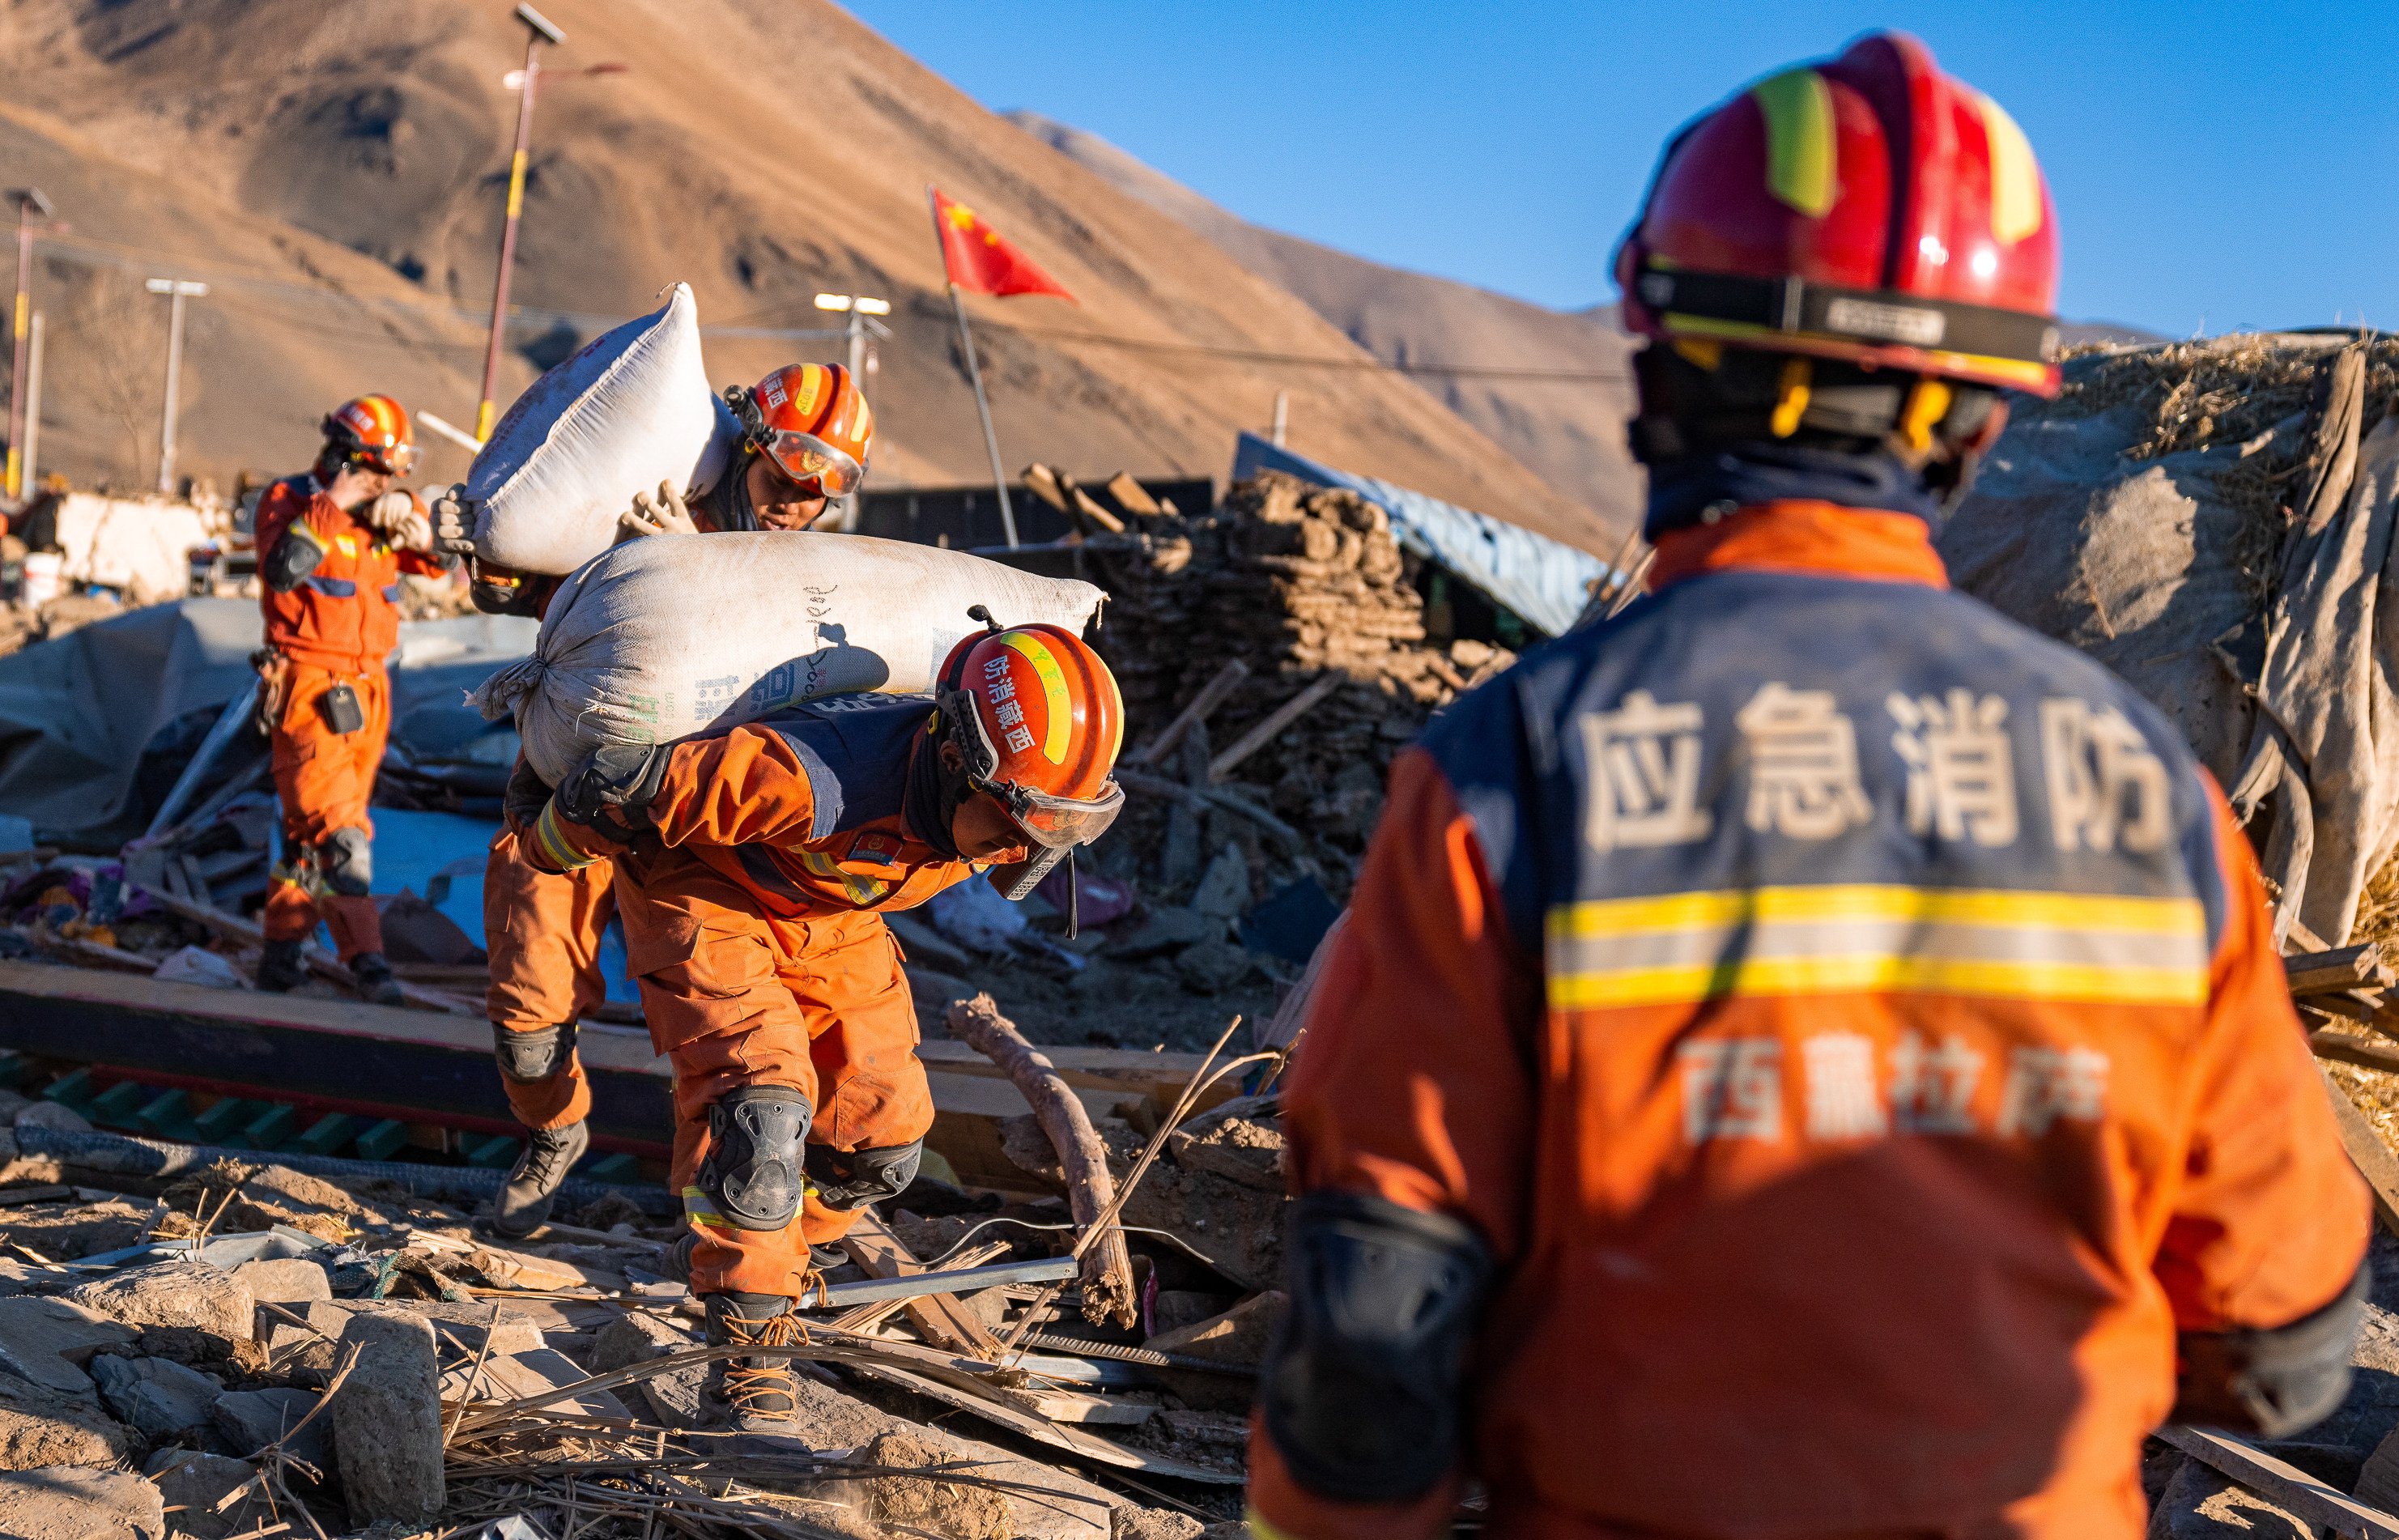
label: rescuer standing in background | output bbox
[1247,32,2370,1540]
[438,366,885,1238]
[253,394,448,1004]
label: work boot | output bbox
[702,1291,802,1430]
[255,938,308,993]
[347,951,406,1007]
[490,1120,589,1240]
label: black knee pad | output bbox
[319,827,373,898]
[804,1139,923,1211]
[699,1087,813,1231]
[492,1021,577,1084]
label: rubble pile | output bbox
[1091,472,1513,902]
[0,1066,1281,1537]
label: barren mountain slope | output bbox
[1006,110,1644,535]
[0,0,1614,551]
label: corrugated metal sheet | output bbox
[1231,432,1608,638]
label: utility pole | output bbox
[6,189,52,500]
[20,311,43,494]
[812,293,891,533]
[146,279,208,495]
[1271,389,1289,448]
[475,2,566,441]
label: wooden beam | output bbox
[2312,1031,2399,1075]
[2287,943,2397,995]
[835,1209,1004,1357]
[1104,473,1162,518]
[2156,1425,2399,1539]
[1210,673,1342,782]
[2317,1062,2399,1237]
[132,883,476,1015]
[1132,659,1250,769]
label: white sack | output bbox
[466,283,737,576]
[474,531,1108,784]
[56,495,214,605]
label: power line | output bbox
[1012,324,1631,383]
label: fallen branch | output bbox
[947,993,1137,1329]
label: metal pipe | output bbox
[20,310,41,493]
[802,1255,1078,1308]
[147,281,206,493]
[946,281,1019,549]
[142,679,260,841]
[6,190,49,500]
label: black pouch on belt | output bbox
[315,683,366,736]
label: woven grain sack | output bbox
[472,531,1108,783]
[466,283,738,575]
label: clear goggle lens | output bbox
[983,778,1124,849]
[760,431,863,497]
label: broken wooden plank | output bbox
[948,993,1137,1328]
[1210,673,1342,782]
[2157,1424,2399,1540]
[803,1256,1074,1308]
[2312,1031,2399,1075]
[992,1385,1156,1426]
[1104,473,1161,517]
[2287,943,2397,995]
[1068,484,1128,535]
[2317,1062,2399,1237]
[1132,659,1250,768]
[131,883,476,1015]
[1019,462,1072,513]
[836,1210,1003,1357]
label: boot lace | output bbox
[720,1306,806,1418]
[513,1128,579,1189]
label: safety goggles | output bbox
[943,686,1124,849]
[755,429,863,499]
[362,442,418,477]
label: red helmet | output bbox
[731,364,874,497]
[935,619,1125,848]
[322,394,417,474]
[1614,32,2061,397]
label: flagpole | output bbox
[929,185,1020,551]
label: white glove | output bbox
[367,491,433,554]
[616,480,699,541]
[432,484,477,558]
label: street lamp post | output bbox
[145,279,209,495]
[7,189,53,500]
[474,2,566,442]
[811,293,891,532]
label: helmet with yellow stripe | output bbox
[1616,32,2059,398]
[934,619,1124,849]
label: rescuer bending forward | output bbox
[523,619,1123,1428]
[437,364,878,1237]
[253,395,449,1003]
[1247,33,2371,1540]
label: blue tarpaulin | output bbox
[1231,432,1609,639]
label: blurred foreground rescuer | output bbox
[1247,32,2371,1540]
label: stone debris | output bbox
[0,1465,164,1539]
[850,1429,1014,1539]
[0,1298,135,1401]
[142,1449,262,1540]
[60,1261,253,1355]
[87,1352,219,1443]
[331,1310,444,1526]
[210,1386,333,1470]
[0,1372,131,1470]
[229,1254,332,1305]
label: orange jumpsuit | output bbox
[1247,502,2371,1540]
[478,490,750,1133]
[255,476,443,960]
[562,695,980,1296]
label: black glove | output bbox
[503,756,554,837]
[555,742,672,844]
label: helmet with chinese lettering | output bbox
[321,394,417,476]
[725,364,874,498]
[934,615,1124,849]
[1614,33,2056,486]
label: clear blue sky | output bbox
[841,0,2399,337]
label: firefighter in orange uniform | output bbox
[1246,33,2371,1540]
[521,619,1122,1426]
[253,395,449,1003]
[432,364,881,1237]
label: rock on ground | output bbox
[60,1262,251,1354]
[590,1310,702,1427]
[87,1354,220,1443]
[331,1311,443,1526]
[0,1297,137,1400]
[852,1430,1014,1540]
[210,1387,333,1471]
[0,1465,164,1538]
[142,1449,260,1540]
[0,1374,130,1470]
[228,1257,330,1306]
[293,1299,539,1357]
[1112,1507,1204,1539]
[2146,1457,2312,1538]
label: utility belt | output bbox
[250,645,372,737]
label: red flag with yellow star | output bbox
[929,186,1075,302]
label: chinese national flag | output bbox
[930,186,1076,302]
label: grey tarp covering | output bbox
[1943,336,2399,942]
[1231,431,1608,638]
[0,599,535,838]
